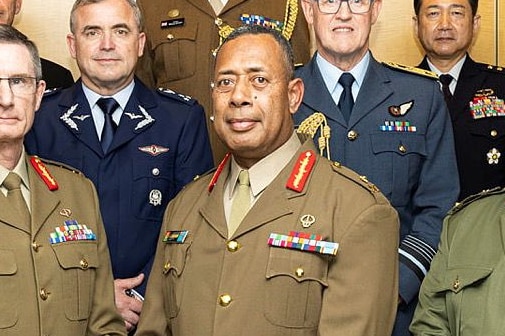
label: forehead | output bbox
[420,0,471,9]
[215,34,283,74]
[73,0,136,28]
[0,43,34,75]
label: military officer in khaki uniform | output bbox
[0,25,125,335]
[136,0,311,164]
[136,25,399,335]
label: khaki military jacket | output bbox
[0,156,126,336]
[411,188,505,335]
[136,140,399,336]
[136,0,311,163]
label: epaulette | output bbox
[480,63,505,75]
[43,87,62,97]
[330,161,381,195]
[294,63,304,70]
[447,186,505,215]
[31,156,83,176]
[156,87,197,105]
[382,61,438,80]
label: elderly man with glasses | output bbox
[294,0,459,334]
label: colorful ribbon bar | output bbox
[163,230,188,243]
[380,120,417,132]
[49,219,96,244]
[267,231,339,256]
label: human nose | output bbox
[334,0,352,19]
[229,77,253,107]
[438,12,452,30]
[0,79,14,107]
[99,31,115,50]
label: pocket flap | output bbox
[0,250,16,275]
[435,266,493,294]
[52,241,99,270]
[371,132,427,156]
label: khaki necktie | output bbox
[228,170,250,237]
[208,0,224,14]
[3,172,30,225]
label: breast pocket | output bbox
[162,241,191,319]
[0,250,18,328]
[52,241,99,321]
[370,132,427,206]
[264,247,329,328]
[132,158,176,221]
[151,23,198,82]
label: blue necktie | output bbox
[338,73,355,122]
[97,97,119,153]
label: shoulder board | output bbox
[286,150,317,192]
[156,87,197,105]
[331,161,381,195]
[43,87,62,97]
[294,63,304,70]
[31,156,83,175]
[480,63,505,75]
[447,186,505,215]
[382,61,438,80]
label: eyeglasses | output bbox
[0,76,38,95]
[316,0,374,14]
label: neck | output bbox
[0,143,23,170]
[427,53,466,73]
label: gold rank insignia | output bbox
[382,62,438,80]
[286,150,316,192]
[30,156,59,191]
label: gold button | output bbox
[163,262,171,274]
[219,294,232,307]
[399,144,407,153]
[168,9,180,18]
[295,267,304,278]
[215,18,223,26]
[347,130,358,141]
[167,34,174,40]
[453,279,460,290]
[40,288,50,300]
[80,258,89,270]
[32,241,40,252]
[491,129,498,137]
[227,240,240,252]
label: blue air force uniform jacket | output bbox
[419,55,505,201]
[25,78,214,294]
[294,54,459,335]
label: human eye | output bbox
[451,8,466,18]
[84,29,101,39]
[8,77,28,87]
[250,76,269,89]
[214,78,235,92]
[115,28,130,36]
[425,9,440,19]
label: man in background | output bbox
[25,0,213,332]
[414,0,505,201]
[295,0,459,334]
[136,0,312,164]
[0,0,74,89]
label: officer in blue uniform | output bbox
[295,0,459,334]
[24,0,213,333]
[414,0,505,201]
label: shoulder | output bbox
[382,61,439,80]
[155,87,200,106]
[477,62,505,76]
[29,156,88,191]
[448,187,505,216]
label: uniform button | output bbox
[168,9,179,17]
[32,241,41,252]
[491,129,498,137]
[227,240,240,252]
[40,288,50,300]
[347,130,358,141]
[219,294,232,306]
[453,279,460,290]
[152,168,160,176]
[163,262,171,274]
[80,258,89,270]
[167,34,174,40]
[295,267,304,278]
[398,144,407,153]
[215,18,223,26]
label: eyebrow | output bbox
[81,23,132,32]
[425,4,467,10]
[217,66,266,76]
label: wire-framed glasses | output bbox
[316,0,374,14]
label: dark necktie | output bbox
[338,73,355,122]
[439,74,453,102]
[3,172,30,225]
[96,97,119,153]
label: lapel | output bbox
[300,55,346,127]
[186,0,217,18]
[108,80,158,153]
[221,0,249,13]
[451,56,485,119]
[348,56,394,128]
[28,157,60,237]
[58,81,104,157]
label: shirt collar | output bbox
[0,148,30,191]
[316,50,370,93]
[427,54,466,82]
[82,79,135,111]
[228,131,302,199]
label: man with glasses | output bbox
[414,0,505,202]
[294,0,459,334]
[0,24,126,335]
